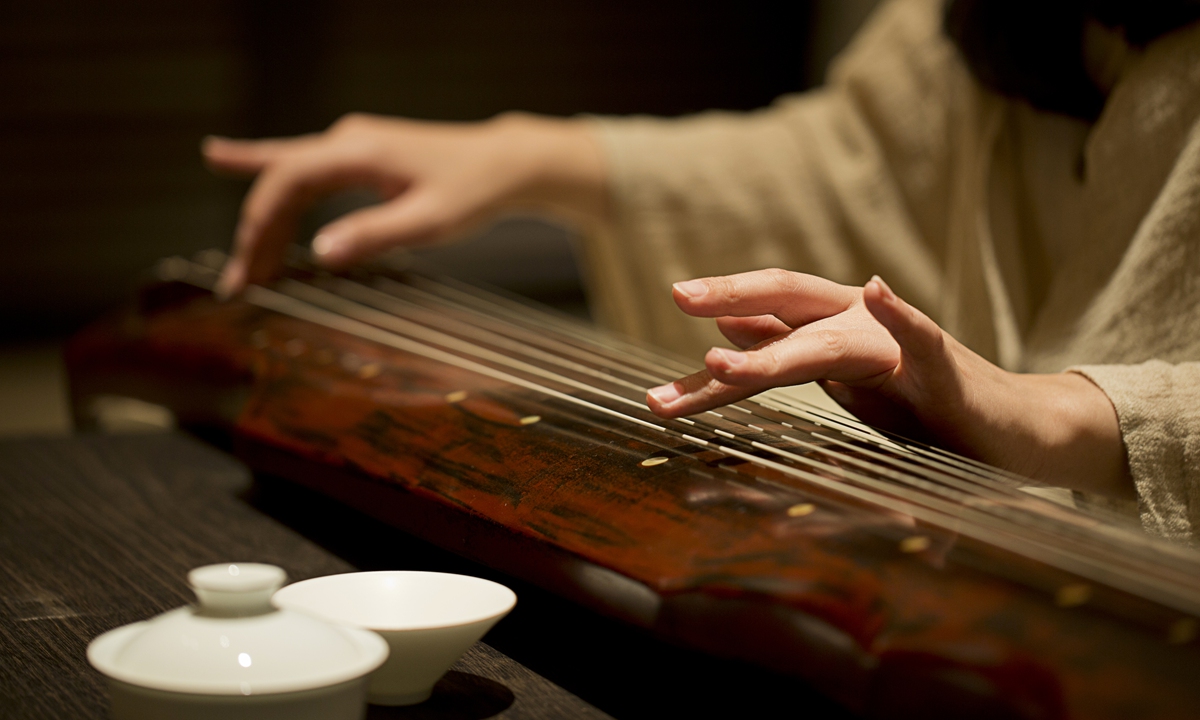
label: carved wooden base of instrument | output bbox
[65,274,1200,720]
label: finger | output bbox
[862,276,946,365]
[716,315,791,349]
[703,320,898,389]
[646,369,760,418]
[861,275,969,422]
[202,135,315,177]
[311,190,460,269]
[228,141,389,289]
[213,255,246,302]
[672,268,859,327]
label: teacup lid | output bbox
[87,563,388,696]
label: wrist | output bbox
[1024,372,1134,500]
[918,343,1134,500]
[488,112,609,227]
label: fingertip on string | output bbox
[213,260,245,302]
[312,231,353,268]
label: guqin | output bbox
[65,250,1200,719]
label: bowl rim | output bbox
[272,570,518,632]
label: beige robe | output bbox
[580,0,1200,542]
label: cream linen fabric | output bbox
[579,0,1200,542]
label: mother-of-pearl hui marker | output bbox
[786,503,815,517]
[899,536,931,553]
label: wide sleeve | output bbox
[1071,362,1200,544]
[579,0,970,356]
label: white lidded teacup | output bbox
[88,563,389,720]
[273,571,517,706]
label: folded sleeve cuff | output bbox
[1070,361,1200,543]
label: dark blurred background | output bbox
[0,0,877,433]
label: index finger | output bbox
[202,135,316,177]
[221,139,393,293]
[672,268,859,327]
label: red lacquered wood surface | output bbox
[65,278,1200,719]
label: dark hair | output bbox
[944,0,1200,120]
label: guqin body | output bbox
[65,252,1200,719]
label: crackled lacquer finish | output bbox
[65,282,1200,719]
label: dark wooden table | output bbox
[0,433,611,720]
[0,432,853,719]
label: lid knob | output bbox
[188,563,286,616]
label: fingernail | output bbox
[647,382,683,405]
[673,280,708,299]
[715,348,746,366]
[312,233,340,259]
[870,275,896,301]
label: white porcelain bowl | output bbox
[273,571,517,706]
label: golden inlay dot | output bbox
[786,503,816,518]
[445,391,468,403]
[899,536,931,553]
[1055,583,1092,608]
[358,363,381,379]
[640,457,669,467]
[1168,618,1198,645]
[519,415,542,426]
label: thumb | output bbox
[311,190,460,269]
[862,275,970,427]
[862,275,948,366]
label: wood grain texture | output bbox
[0,433,609,720]
[64,280,1200,719]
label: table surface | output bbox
[0,433,611,720]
